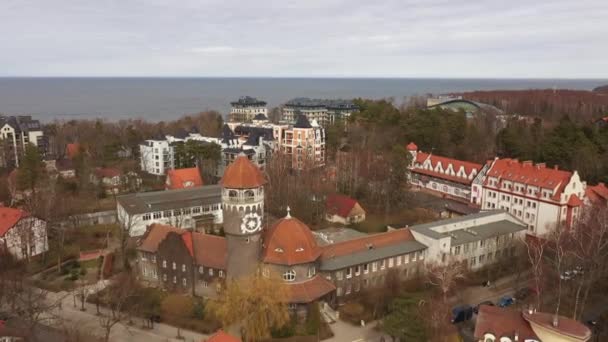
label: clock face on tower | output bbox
[241,212,262,234]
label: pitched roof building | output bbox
[585,182,608,206]
[0,207,48,260]
[480,158,586,235]
[166,167,204,190]
[325,194,366,224]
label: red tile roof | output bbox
[0,207,27,237]
[523,310,591,340]
[166,167,204,190]
[220,155,266,189]
[474,306,538,340]
[138,224,184,253]
[285,275,336,303]
[406,142,418,151]
[94,167,121,179]
[262,217,321,266]
[205,330,241,342]
[66,143,81,159]
[138,224,227,269]
[485,158,574,201]
[326,194,360,218]
[586,183,608,205]
[567,194,583,207]
[321,229,416,259]
[412,152,482,185]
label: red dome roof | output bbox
[262,217,321,266]
[220,154,266,189]
[406,142,418,151]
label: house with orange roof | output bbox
[585,182,608,206]
[325,194,366,224]
[0,207,48,260]
[165,167,204,190]
[406,142,487,204]
[480,158,586,235]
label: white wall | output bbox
[0,216,48,260]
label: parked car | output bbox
[474,301,494,314]
[498,296,515,308]
[451,305,474,323]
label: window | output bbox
[209,268,214,276]
[396,256,402,266]
[163,274,167,281]
[345,284,352,295]
[336,271,343,280]
[470,257,477,266]
[153,212,161,219]
[203,281,208,288]
[412,252,417,262]
[454,246,461,255]
[479,254,486,263]
[372,262,378,272]
[199,266,204,274]
[193,207,201,214]
[143,214,151,221]
[172,276,177,284]
[380,259,386,270]
[308,267,316,278]
[346,267,352,279]
[172,262,176,270]
[152,255,156,263]
[163,210,172,218]
[163,260,167,268]
[480,240,485,248]
[404,254,410,264]
[355,265,361,276]
[263,268,270,278]
[283,270,296,282]
[388,258,394,268]
[337,287,343,297]
[354,282,361,292]
[182,278,187,286]
[363,263,369,274]
[219,270,224,278]
[182,264,186,272]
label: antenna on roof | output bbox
[285,206,291,219]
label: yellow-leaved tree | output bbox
[206,269,290,342]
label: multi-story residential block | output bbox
[139,137,174,176]
[407,211,526,270]
[406,142,486,203]
[116,185,223,237]
[281,115,326,170]
[228,96,267,123]
[0,207,48,260]
[282,98,358,126]
[0,115,45,167]
[480,158,586,235]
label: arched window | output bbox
[283,269,296,282]
[244,190,255,200]
[229,190,238,198]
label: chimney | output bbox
[522,160,533,167]
[554,165,559,170]
[536,163,546,169]
[514,331,519,341]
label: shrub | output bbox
[339,302,373,325]
[69,269,79,281]
[305,302,321,335]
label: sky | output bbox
[1,0,607,78]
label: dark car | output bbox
[451,305,474,323]
[498,296,515,308]
[474,300,494,314]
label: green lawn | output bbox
[351,208,437,234]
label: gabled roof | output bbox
[0,207,27,237]
[485,158,574,200]
[523,310,591,340]
[206,330,241,342]
[66,143,81,159]
[262,216,321,266]
[326,194,360,218]
[586,182,608,205]
[220,155,266,189]
[412,152,482,185]
[138,224,227,269]
[166,167,204,190]
[406,142,417,151]
[474,306,538,340]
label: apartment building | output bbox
[116,185,223,237]
[0,115,45,167]
[228,96,267,123]
[282,98,357,126]
[281,115,326,170]
[407,210,526,270]
[139,137,174,176]
[481,158,586,235]
[407,142,486,203]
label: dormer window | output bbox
[283,269,296,282]
[274,247,284,253]
[295,247,304,252]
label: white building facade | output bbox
[228,96,268,123]
[140,139,175,176]
[0,115,45,167]
[0,208,48,260]
[480,158,586,236]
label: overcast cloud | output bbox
[1,0,607,78]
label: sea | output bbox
[0,77,606,122]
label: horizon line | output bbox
[1,76,607,81]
